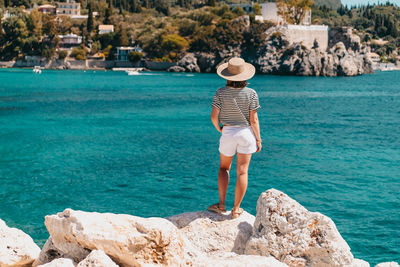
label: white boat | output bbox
[126,70,140,75]
[33,66,42,74]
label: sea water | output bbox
[0,69,399,264]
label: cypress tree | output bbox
[87,2,94,33]
[104,0,113,24]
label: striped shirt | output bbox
[212,86,260,127]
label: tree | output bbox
[277,0,314,25]
[28,9,43,38]
[104,0,113,24]
[128,51,143,62]
[87,2,94,33]
[253,3,261,15]
[58,50,68,59]
[154,0,169,16]
[232,6,245,16]
[130,0,140,12]
[207,0,215,7]
[115,26,129,46]
[70,45,87,60]
[161,34,189,53]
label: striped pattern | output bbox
[212,86,260,127]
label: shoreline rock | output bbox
[0,218,41,267]
[245,189,354,267]
[1,189,398,266]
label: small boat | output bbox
[126,70,140,75]
[33,66,42,74]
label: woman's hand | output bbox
[211,107,222,133]
[256,140,262,152]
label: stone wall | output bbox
[87,60,115,69]
[144,60,176,70]
[67,60,87,69]
[0,61,15,68]
[281,24,329,51]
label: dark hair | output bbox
[226,80,248,88]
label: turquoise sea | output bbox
[0,69,399,264]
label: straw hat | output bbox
[217,57,255,81]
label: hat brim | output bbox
[217,62,255,81]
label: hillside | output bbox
[313,0,342,9]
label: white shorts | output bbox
[219,126,257,157]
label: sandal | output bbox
[207,203,226,214]
[231,208,243,219]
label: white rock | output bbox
[77,250,118,267]
[196,251,288,267]
[353,259,370,267]
[44,209,192,267]
[167,210,254,254]
[375,262,400,267]
[38,258,76,267]
[245,189,354,267]
[33,238,75,266]
[0,218,41,267]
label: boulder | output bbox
[245,189,354,267]
[77,250,118,267]
[38,258,76,267]
[321,53,338,76]
[353,259,370,267]
[167,65,185,72]
[44,209,193,267]
[33,238,75,267]
[178,53,200,72]
[0,218,41,267]
[167,210,254,254]
[375,263,400,267]
[195,53,216,73]
[195,252,288,267]
[338,53,359,76]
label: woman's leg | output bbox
[233,153,252,211]
[218,153,234,210]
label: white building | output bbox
[58,34,82,47]
[281,24,329,51]
[98,25,114,35]
[56,0,80,16]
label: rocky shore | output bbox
[1,189,398,267]
[170,26,374,77]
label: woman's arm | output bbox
[211,106,222,133]
[250,109,262,152]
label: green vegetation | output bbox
[128,51,143,62]
[57,50,68,59]
[70,45,87,60]
[0,0,399,62]
[312,2,400,58]
[277,0,314,25]
[313,0,341,9]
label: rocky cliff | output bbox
[1,189,398,267]
[173,24,373,77]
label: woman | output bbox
[207,57,262,219]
